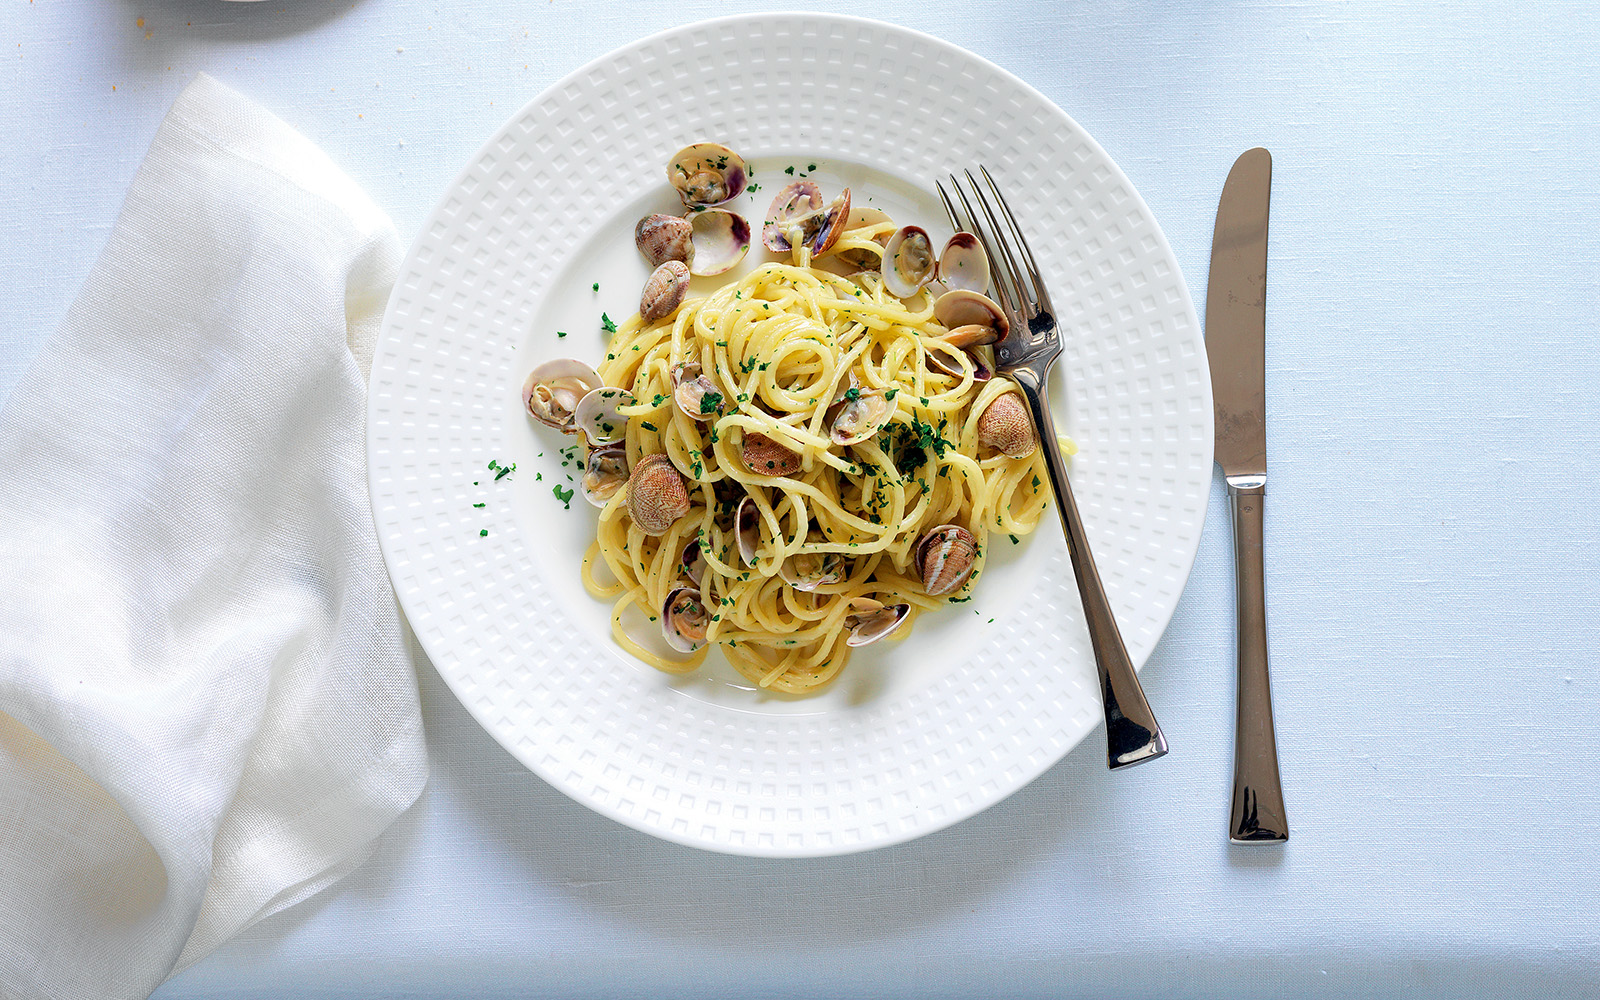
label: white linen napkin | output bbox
[0,74,426,1000]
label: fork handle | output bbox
[1227,483,1288,842]
[1010,369,1169,770]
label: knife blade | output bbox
[1207,147,1288,844]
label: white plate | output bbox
[368,13,1212,857]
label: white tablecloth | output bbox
[4,1,1597,996]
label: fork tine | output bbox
[936,178,966,233]
[979,165,1051,313]
[949,172,1024,320]
[963,168,1032,317]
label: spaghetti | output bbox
[576,212,1052,693]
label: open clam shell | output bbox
[843,597,911,647]
[688,208,752,276]
[671,360,724,421]
[762,181,822,251]
[667,142,747,207]
[779,550,845,592]
[763,183,851,256]
[937,232,989,293]
[680,537,707,585]
[521,359,603,434]
[933,288,1010,339]
[881,225,936,298]
[661,586,711,653]
[572,386,634,445]
[830,390,893,446]
[581,443,628,507]
[735,496,761,567]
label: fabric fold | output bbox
[0,74,426,1000]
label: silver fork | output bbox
[938,167,1169,770]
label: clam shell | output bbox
[741,432,802,477]
[680,538,706,585]
[687,208,752,276]
[937,232,990,293]
[933,288,1010,338]
[667,142,747,207]
[943,323,1000,349]
[915,524,978,597]
[640,260,691,323]
[671,360,724,421]
[881,225,936,298]
[572,386,634,445]
[779,550,844,592]
[735,496,761,567]
[581,443,628,507]
[661,586,710,653]
[635,213,694,269]
[977,392,1036,458]
[521,359,603,433]
[626,453,690,536]
[844,598,911,647]
[762,184,851,255]
[762,181,823,250]
[830,390,893,446]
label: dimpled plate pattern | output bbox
[367,13,1212,857]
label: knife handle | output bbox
[1227,482,1288,842]
[1011,368,1168,770]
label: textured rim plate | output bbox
[368,13,1211,857]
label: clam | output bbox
[687,208,752,276]
[661,586,711,653]
[521,359,603,434]
[572,386,634,444]
[626,453,690,536]
[843,597,911,647]
[740,432,802,477]
[943,324,1001,349]
[667,142,747,207]
[640,260,691,323]
[933,288,1010,340]
[762,182,852,256]
[830,389,894,446]
[881,226,936,298]
[761,181,820,250]
[671,360,724,421]
[780,550,845,592]
[581,443,628,507]
[680,538,706,585]
[977,392,1036,458]
[925,342,995,383]
[735,496,761,566]
[915,524,978,597]
[635,213,694,269]
[937,232,989,293]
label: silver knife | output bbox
[1207,148,1288,844]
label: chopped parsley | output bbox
[480,529,488,537]
[600,312,617,333]
[784,165,795,175]
[556,330,568,339]
[472,502,486,509]
[592,282,599,291]
[699,390,723,414]
[552,484,575,508]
